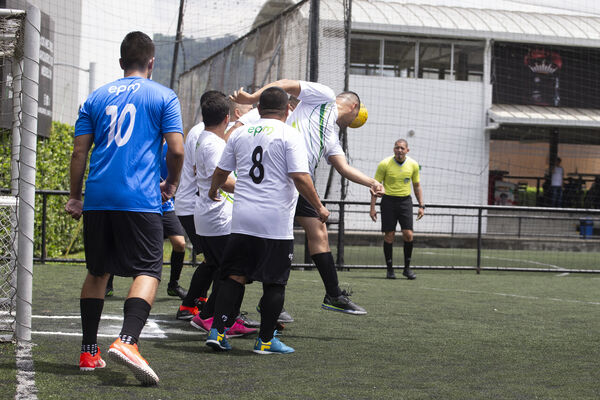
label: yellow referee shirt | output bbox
[374,155,420,197]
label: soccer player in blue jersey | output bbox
[66,31,184,386]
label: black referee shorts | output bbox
[83,210,163,280]
[380,194,414,232]
[220,233,294,285]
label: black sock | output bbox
[259,283,285,342]
[383,242,393,269]
[81,298,104,347]
[234,285,245,318]
[169,250,185,286]
[212,278,244,333]
[119,297,151,345]
[182,262,214,307]
[404,241,413,269]
[106,275,114,290]
[311,252,342,297]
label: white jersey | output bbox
[218,118,309,239]
[174,122,204,216]
[287,81,344,178]
[193,130,233,236]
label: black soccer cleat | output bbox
[321,290,367,315]
[403,267,416,280]
[386,268,396,279]
[167,284,188,299]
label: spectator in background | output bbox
[550,157,564,207]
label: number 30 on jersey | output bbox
[105,104,136,148]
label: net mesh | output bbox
[0,10,25,342]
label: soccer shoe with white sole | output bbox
[190,315,213,333]
[79,349,106,371]
[403,267,416,280]
[226,319,257,338]
[108,338,159,386]
[321,290,367,315]
[256,304,294,324]
[253,336,294,354]
[238,311,260,328]
[206,328,231,351]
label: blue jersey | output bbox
[160,141,175,212]
[75,76,183,213]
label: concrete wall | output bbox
[335,75,491,233]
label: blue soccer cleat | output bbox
[253,336,294,354]
[205,328,231,351]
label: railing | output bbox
[4,189,600,274]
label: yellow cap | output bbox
[349,103,368,128]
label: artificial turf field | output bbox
[1,264,599,399]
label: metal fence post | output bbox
[336,202,345,269]
[476,207,482,274]
[41,193,47,263]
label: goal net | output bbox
[0,7,37,342]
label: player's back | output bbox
[222,118,308,239]
[76,76,182,213]
[286,81,340,177]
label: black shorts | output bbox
[83,210,163,279]
[177,214,202,253]
[380,195,414,232]
[295,194,318,218]
[220,233,294,285]
[197,235,229,270]
[162,210,185,238]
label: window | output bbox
[383,40,415,77]
[350,35,484,81]
[349,38,380,76]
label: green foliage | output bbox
[0,121,84,258]
[34,121,85,258]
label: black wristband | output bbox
[419,205,425,209]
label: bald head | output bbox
[335,91,361,128]
[229,100,253,122]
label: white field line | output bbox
[15,342,38,400]
[421,250,568,276]
[421,286,600,306]
[30,315,202,338]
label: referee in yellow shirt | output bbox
[370,139,424,279]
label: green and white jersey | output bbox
[193,130,233,236]
[286,81,344,178]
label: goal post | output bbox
[0,5,40,343]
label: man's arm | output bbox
[290,172,329,223]
[65,134,94,220]
[413,181,425,220]
[209,167,232,201]
[328,154,385,197]
[230,79,301,105]
[161,132,184,202]
[221,175,236,193]
[370,193,378,222]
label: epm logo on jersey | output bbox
[248,125,274,136]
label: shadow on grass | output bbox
[34,360,140,387]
